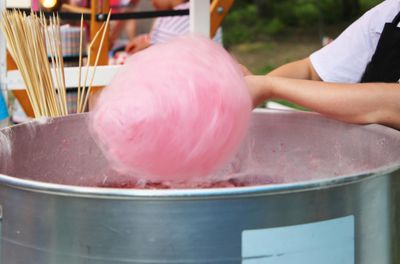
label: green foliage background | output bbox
[223,0,383,47]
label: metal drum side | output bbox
[0,111,399,264]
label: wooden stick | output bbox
[1,10,109,117]
[7,11,41,116]
[29,15,48,116]
[76,14,84,114]
[0,10,67,117]
[56,14,68,115]
[61,3,91,14]
[47,17,63,116]
[40,12,59,116]
[78,21,106,113]
[81,10,111,112]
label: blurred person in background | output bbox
[125,0,223,54]
[109,0,140,48]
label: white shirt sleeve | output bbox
[310,0,400,83]
[150,2,223,46]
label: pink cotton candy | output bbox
[90,35,251,183]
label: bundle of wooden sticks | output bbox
[0,9,111,117]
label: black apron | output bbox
[360,11,400,83]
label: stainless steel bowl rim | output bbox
[0,163,399,200]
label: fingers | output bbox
[125,43,136,54]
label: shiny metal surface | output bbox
[0,110,399,264]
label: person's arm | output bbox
[267,58,321,81]
[109,1,139,48]
[125,18,157,54]
[110,21,130,48]
[246,75,400,129]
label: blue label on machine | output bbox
[0,92,8,120]
[242,216,354,264]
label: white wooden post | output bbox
[190,0,210,38]
[5,0,32,8]
[0,0,10,126]
[0,0,8,106]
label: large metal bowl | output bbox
[0,110,399,264]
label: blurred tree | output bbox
[254,0,273,17]
[223,0,381,47]
[341,0,361,19]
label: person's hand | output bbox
[125,34,151,54]
[244,75,273,108]
[125,39,139,54]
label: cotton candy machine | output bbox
[0,110,400,264]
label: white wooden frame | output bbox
[0,0,7,101]
[6,65,121,89]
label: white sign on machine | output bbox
[242,216,355,264]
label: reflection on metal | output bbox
[0,204,2,262]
